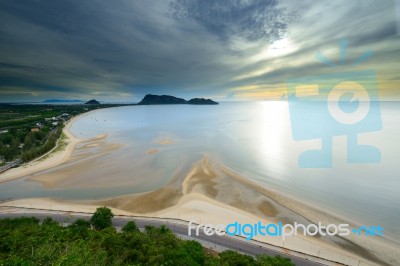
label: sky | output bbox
[0,0,399,103]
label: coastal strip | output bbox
[0,113,85,183]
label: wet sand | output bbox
[96,154,400,266]
[29,136,123,189]
[145,149,160,155]
[156,137,174,145]
[1,153,399,265]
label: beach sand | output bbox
[2,154,399,265]
[0,115,83,183]
[28,135,123,189]
[0,115,399,266]
[145,149,160,155]
[96,154,400,266]
[156,137,174,145]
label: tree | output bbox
[1,133,12,145]
[24,133,34,148]
[41,217,59,226]
[90,207,114,230]
[122,221,139,233]
[177,240,205,265]
[67,219,91,239]
[219,250,255,265]
[71,218,90,228]
[0,217,295,265]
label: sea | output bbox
[0,101,399,242]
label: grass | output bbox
[37,132,69,162]
[54,132,69,152]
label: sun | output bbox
[250,38,296,62]
[271,38,290,50]
[269,38,292,57]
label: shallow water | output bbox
[0,102,399,241]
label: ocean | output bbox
[1,101,399,242]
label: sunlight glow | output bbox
[256,101,289,176]
[250,38,298,62]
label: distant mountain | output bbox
[138,94,218,105]
[187,98,219,105]
[85,99,101,105]
[138,94,186,105]
[43,99,83,103]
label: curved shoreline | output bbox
[0,113,85,183]
[95,154,400,266]
[0,106,399,265]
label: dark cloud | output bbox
[0,0,398,102]
[0,1,89,35]
[350,22,397,47]
[169,0,296,42]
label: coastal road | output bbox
[0,209,333,266]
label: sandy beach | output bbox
[1,154,399,266]
[95,154,400,266]
[0,114,84,183]
[0,113,122,189]
[0,112,399,266]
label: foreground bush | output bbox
[0,208,294,265]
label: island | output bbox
[138,94,218,105]
[188,98,219,105]
[85,99,101,105]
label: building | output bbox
[31,128,40,132]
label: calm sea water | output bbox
[1,102,399,241]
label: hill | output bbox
[138,94,187,105]
[138,94,218,105]
[85,99,101,105]
[188,98,219,105]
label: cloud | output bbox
[169,0,296,43]
[0,0,398,102]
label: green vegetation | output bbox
[0,103,129,166]
[90,206,114,230]
[21,125,63,162]
[0,207,294,265]
[54,133,68,152]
